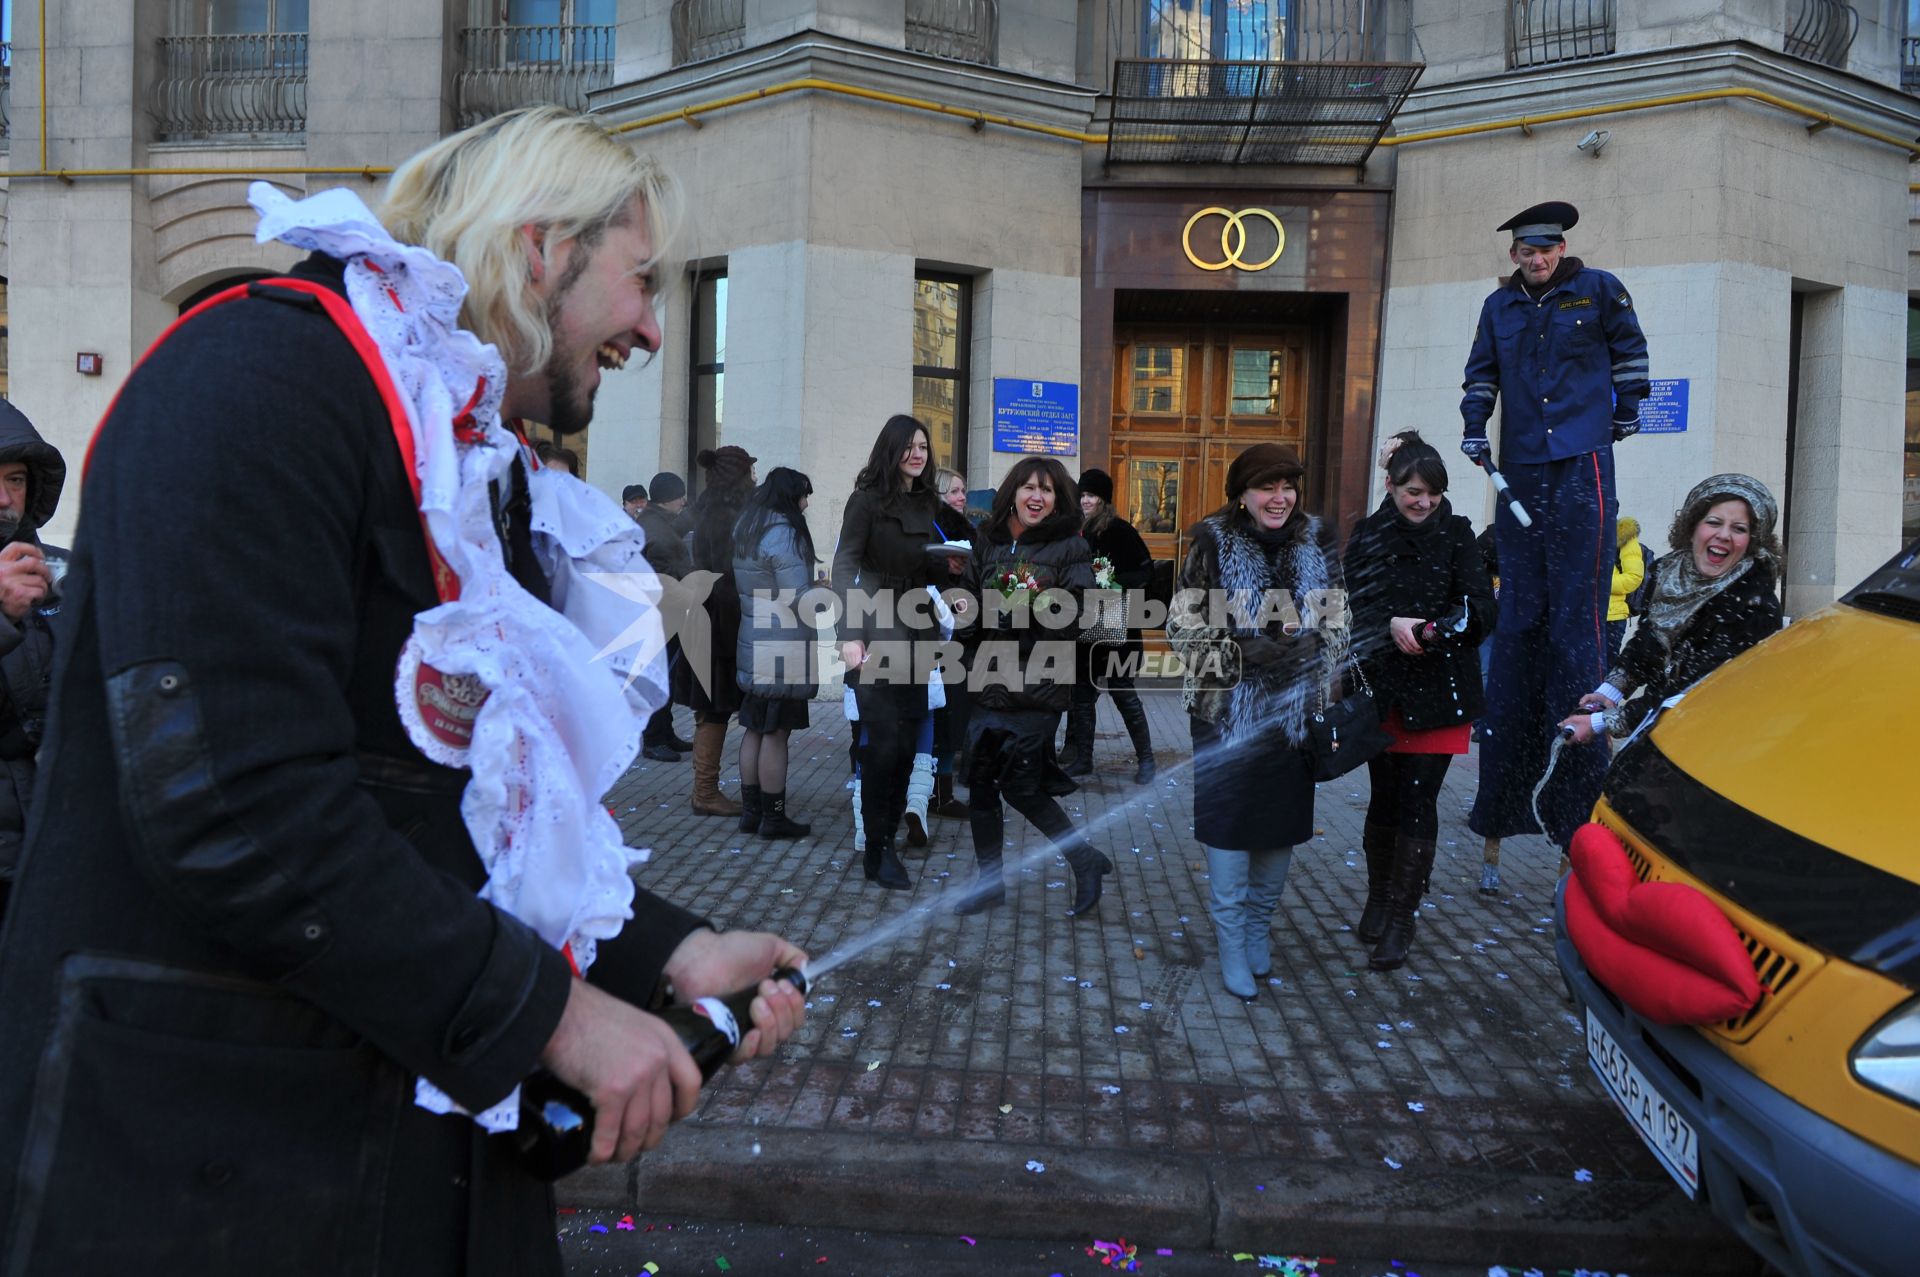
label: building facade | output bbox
[2,0,1915,611]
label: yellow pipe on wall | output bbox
[1,65,1915,181]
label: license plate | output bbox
[1586,1008,1700,1199]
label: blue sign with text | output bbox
[1638,378,1688,435]
[992,379,1079,455]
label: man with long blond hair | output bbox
[0,108,805,1277]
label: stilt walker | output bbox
[1459,202,1651,851]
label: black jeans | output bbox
[1364,751,1455,841]
[967,709,1077,845]
[855,683,927,847]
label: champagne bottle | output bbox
[507,967,809,1181]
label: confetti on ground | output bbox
[616,1215,636,1230]
[1383,1156,1403,1169]
[867,999,883,1007]
[999,1104,1014,1114]
[714,1258,730,1272]
[1139,1001,1153,1010]
[642,1264,659,1275]
[959,1235,976,1246]
[1407,1101,1426,1112]
[1115,1025,1130,1034]
[1100,1084,1122,1094]
[866,1061,880,1072]
[1026,1160,1047,1173]
[1088,1237,1140,1270]
[589,1224,609,1234]
[1574,1167,1594,1182]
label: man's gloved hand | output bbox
[1459,435,1492,463]
[1611,415,1641,442]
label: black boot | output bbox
[932,773,970,818]
[1062,699,1096,777]
[759,790,811,838]
[952,807,1006,914]
[864,830,912,891]
[1065,843,1112,917]
[1369,836,1437,971]
[1357,822,1397,944]
[1115,692,1154,784]
[738,784,763,835]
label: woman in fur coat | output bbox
[1168,444,1345,1000]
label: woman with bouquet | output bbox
[951,457,1111,918]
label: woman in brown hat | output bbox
[1168,444,1345,1000]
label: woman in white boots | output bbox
[1168,444,1345,1000]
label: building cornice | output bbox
[1397,42,1920,145]
[590,32,1099,136]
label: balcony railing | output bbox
[454,25,615,130]
[1903,36,1920,93]
[1115,0,1383,64]
[1783,0,1858,68]
[150,32,308,140]
[907,0,998,65]
[1,44,11,143]
[1508,0,1615,69]
[671,0,745,67]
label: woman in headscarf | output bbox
[1345,431,1495,971]
[1168,444,1345,1001]
[1563,473,1783,743]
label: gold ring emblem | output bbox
[1181,206,1286,272]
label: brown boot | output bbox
[690,720,741,816]
[932,773,970,818]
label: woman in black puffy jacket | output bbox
[1345,431,1495,972]
[950,456,1110,919]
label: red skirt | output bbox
[1382,706,1470,755]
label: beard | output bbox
[541,351,596,437]
[0,510,21,542]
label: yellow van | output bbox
[1555,540,1920,1277]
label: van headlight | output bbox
[1853,1000,1920,1106]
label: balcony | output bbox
[1904,36,1920,93]
[1508,0,1615,69]
[1106,0,1420,166]
[671,0,745,66]
[1,43,10,144]
[907,0,998,66]
[455,24,616,130]
[1783,0,1858,68]
[150,33,308,141]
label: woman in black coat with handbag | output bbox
[950,456,1110,918]
[832,415,945,891]
[1345,431,1495,971]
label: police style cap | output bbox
[1497,201,1578,247]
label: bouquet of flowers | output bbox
[995,562,1042,599]
[1092,555,1118,590]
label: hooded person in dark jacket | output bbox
[1345,431,1495,972]
[0,400,66,922]
[950,457,1111,919]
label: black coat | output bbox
[0,256,705,1277]
[831,485,942,695]
[0,400,65,882]
[1608,556,1782,734]
[635,502,692,580]
[969,505,1094,714]
[672,488,745,717]
[1345,498,1496,731]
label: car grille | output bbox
[1610,818,1812,1044]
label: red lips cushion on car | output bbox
[1564,823,1762,1026]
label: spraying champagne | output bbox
[508,967,810,1181]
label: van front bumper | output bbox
[1554,878,1920,1277]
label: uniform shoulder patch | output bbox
[1616,292,1631,307]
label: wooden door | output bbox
[1110,325,1312,571]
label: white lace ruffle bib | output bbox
[249,183,672,1131]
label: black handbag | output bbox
[1305,658,1393,782]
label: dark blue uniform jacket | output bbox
[1461,260,1650,464]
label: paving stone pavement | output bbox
[590,692,1748,1267]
